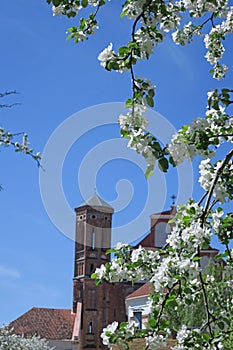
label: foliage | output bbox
[47,1,233,349]
[165,260,223,331]
[0,326,54,350]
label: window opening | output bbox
[133,311,142,330]
[92,231,95,250]
[88,322,93,334]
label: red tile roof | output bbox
[126,282,153,299]
[10,307,75,340]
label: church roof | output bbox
[77,193,114,210]
[10,307,75,340]
[126,282,153,300]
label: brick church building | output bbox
[10,194,219,349]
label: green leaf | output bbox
[146,95,154,107]
[106,248,116,254]
[67,11,77,18]
[203,333,210,341]
[148,89,155,97]
[187,206,196,215]
[148,318,156,328]
[124,98,132,108]
[52,0,61,6]
[215,252,228,260]
[158,157,168,172]
[119,322,128,330]
[218,321,225,330]
[118,46,129,56]
[107,61,119,71]
[66,33,74,41]
[120,9,127,18]
[145,164,154,179]
[192,256,201,262]
[169,156,176,167]
[82,0,88,7]
[120,129,130,138]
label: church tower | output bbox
[72,194,114,349]
[72,193,144,349]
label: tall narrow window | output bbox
[88,322,93,334]
[92,231,95,250]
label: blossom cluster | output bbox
[212,210,233,244]
[199,158,233,203]
[51,0,102,42]
[146,333,167,350]
[0,127,41,163]
[0,326,53,350]
[101,321,138,350]
[94,245,161,283]
[168,90,233,165]
[182,0,229,18]
[52,0,99,17]
[172,22,202,45]
[52,3,81,17]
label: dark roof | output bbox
[77,193,114,210]
[10,307,75,340]
[150,205,177,218]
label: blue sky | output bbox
[0,1,232,326]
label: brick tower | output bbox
[72,193,144,349]
[72,193,113,349]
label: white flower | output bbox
[52,5,64,16]
[88,0,99,6]
[98,43,114,68]
[214,183,228,203]
[146,334,167,349]
[176,325,190,344]
[101,321,118,347]
[95,264,106,279]
[131,246,142,262]
[115,242,128,250]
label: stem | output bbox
[199,266,214,337]
[83,5,100,35]
[200,13,214,27]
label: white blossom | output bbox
[52,5,64,16]
[98,43,114,68]
[95,264,106,279]
[176,325,191,344]
[101,321,118,348]
[146,334,167,349]
[0,326,53,350]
